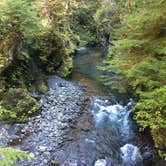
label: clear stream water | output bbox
[58,46,147,166]
[1,47,164,166]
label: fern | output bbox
[0,148,32,166]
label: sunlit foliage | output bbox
[101,0,166,158]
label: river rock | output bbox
[15,76,85,165]
[81,127,90,132]
[94,159,107,166]
[142,151,154,165]
[0,124,10,147]
[62,158,80,166]
[38,146,47,152]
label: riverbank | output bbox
[0,76,87,165]
[0,46,165,166]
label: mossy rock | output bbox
[0,88,41,123]
[38,80,48,94]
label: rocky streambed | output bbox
[0,76,87,165]
[0,47,165,166]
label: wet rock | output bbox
[38,146,47,152]
[143,151,153,159]
[8,135,22,145]
[85,138,95,144]
[126,98,134,110]
[81,127,90,132]
[142,151,154,165]
[63,159,78,166]
[29,152,35,158]
[12,76,86,166]
[94,159,107,166]
[43,159,48,164]
[51,160,61,166]
[0,125,10,147]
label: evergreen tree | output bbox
[102,0,166,158]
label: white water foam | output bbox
[92,99,132,138]
[120,144,142,166]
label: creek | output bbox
[0,47,164,166]
[58,46,162,166]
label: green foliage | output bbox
[0,148,32,166]
[0,88,41,123]
[39,32,65,74]
[56,55,73,77]
[37,78,48,94]
[0,0,41,38]
[0,0,43,83]
[4,57,35,89]
[134,86,166,130]
[134,86,166,159]
[93,0,119,43]
[38,0,79,76]
[72,2,98,45]
[100,0,166,158]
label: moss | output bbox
[56,55,73,77]
[0,88,41,123]
[152,128,166,160]
[38,80,48,94]
[3,55,36,89]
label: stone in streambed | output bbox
[81,127,90,132]
[38,146,47,152]
[94,159,107,166]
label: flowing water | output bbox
[1,47,164,166]
[58,46,148,166]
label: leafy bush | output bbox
[100,0,166,158]
[0,0,41,38]
[0,88,41,123]
[134,86,166,159]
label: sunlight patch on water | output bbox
[77,46,87,51]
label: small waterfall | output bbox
[120,144,143,166]
[60,47,161,166]
[92,98,133,140]
[92,98,143,165]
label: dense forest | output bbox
[0,0,165,165]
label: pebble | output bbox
[38,146,47,152]
[29,153,35,158]
[15,76,85,165]
[94,159,107,166]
